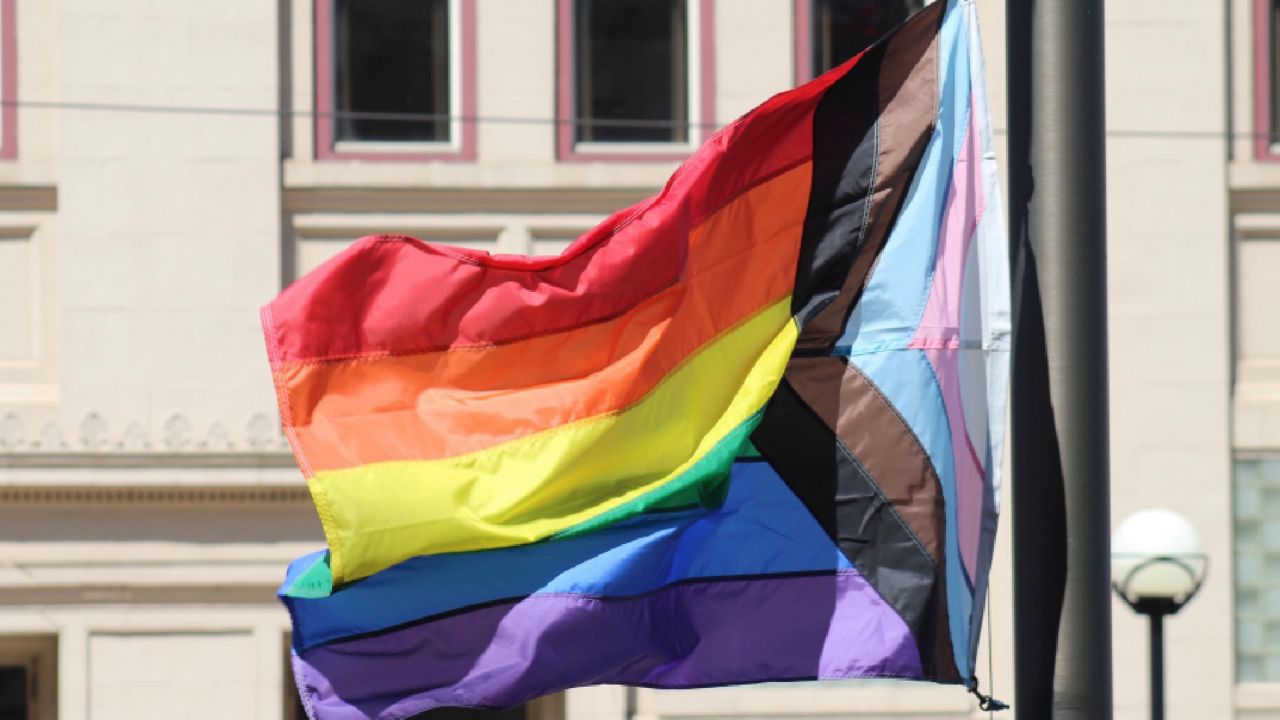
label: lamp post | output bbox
[1110,510,1208,720]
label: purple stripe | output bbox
[294,571,924,719]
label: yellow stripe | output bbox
[313,298,799,584]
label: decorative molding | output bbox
[34,420,67,451]
[0,453,296,471]
[79,412,108,451]
[119,421,150,452]
[0,411,292,456]
[161,413,191,451]
[0,485,309,506]
[0,411,18,449]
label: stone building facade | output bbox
[0,0,1270,718]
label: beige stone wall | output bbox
[1107,1,1233,719]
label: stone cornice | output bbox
[0,185,57,212]
[0,410,292,455]
[0,583,280,606]
[283,186,656,215]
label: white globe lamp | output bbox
[1110,509,1207,720]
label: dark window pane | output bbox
[812,0,924,75]
[335,0,450,142]
[0,666,27,720]
[575,0,688,143]
[408,706,526,720]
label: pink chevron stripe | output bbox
[921,348,985,581]
[912,101,984,347]
[910,98,985,581]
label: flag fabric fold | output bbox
[263,1,1009,717]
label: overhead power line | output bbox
[0,98,1250,141]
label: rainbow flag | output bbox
[264,1,1008,717]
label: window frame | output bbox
[555,0,716,162]
[313,0,476,162]
[794,0,816,85]
[1256,0,1276,160]
[1255,0,1280,161]
[0,0,16,160]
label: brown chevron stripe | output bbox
[796,0,942,350]
[783,354,956,681]
[785,355,945,564]
[751,377,958,681]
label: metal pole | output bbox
[1007,0,1112,716]
[1149,611,1165,720]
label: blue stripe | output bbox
[284,460,853,651]
[849,347,971,679]
[836,3,971,355]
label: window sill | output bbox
[333,140,458,153]
[1228,160,1280,192]
[559,141,696,164]
[1236,682,1280,710]
[319,140,474,163]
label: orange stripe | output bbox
[277,162,811,472]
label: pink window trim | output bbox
[314,0,476,163]
[0,0,16,160]
[793,0,814,85]
[1256,0,1280,161]
[555,0,717,163]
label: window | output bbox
[576,0,687,144]
[336,0,448,142]
[557,0,714,160]
[0,636,55,720]
[795,0,924,82]
[0,666,27,720]
[1236,455,1280,681]
[314,0,476,161]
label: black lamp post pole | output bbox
[1148,610,1164,720]
[1134,598,1178,720]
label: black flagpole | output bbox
[1007,0,1113,716]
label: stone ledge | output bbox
[0,583,280,606]
[283,186,656,215]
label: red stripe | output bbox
[264,56,855,365]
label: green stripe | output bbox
[284,553,334,599]
[554,410,764,539]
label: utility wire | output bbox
[0,98,1251,141]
